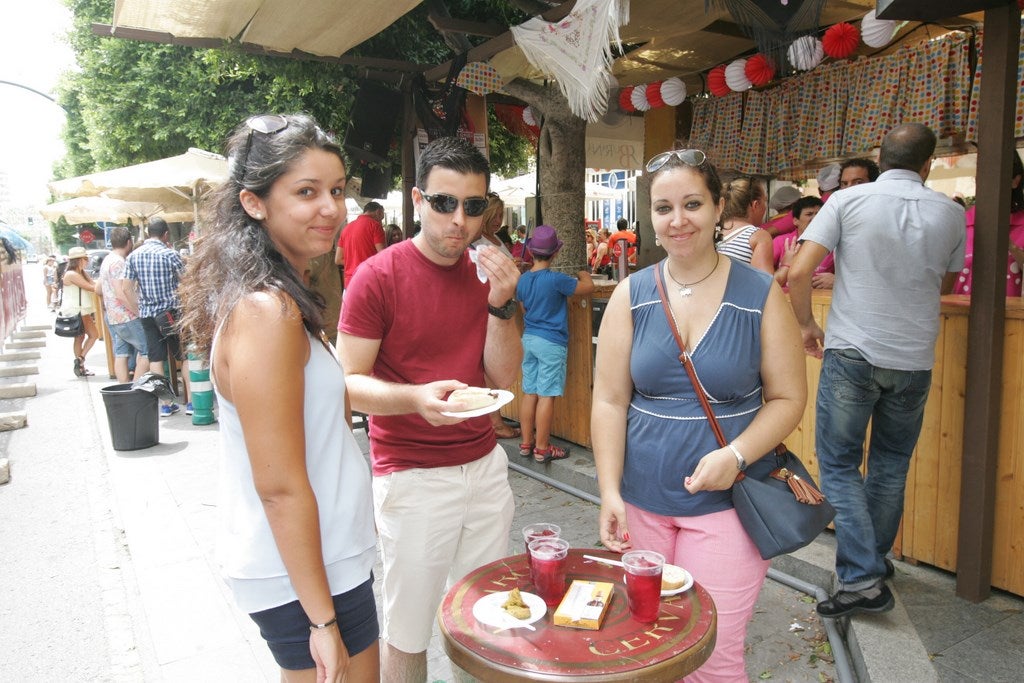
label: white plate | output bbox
[472,590,546,629]
[440,389,515,418]
[623,566,694,597]
[661,566,694,596]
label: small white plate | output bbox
[623,566,694,597]
[440,389,515,418]
[472,590,546,629]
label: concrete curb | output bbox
[0,351,42,362]
[4,340,46,350]
[0,365,39,377]
[0,383,36,399]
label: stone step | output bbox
[0,458,9,485]
[0,365,38,378]
[12,330,46,340]
[21,324,51,332]
[0,352,42,362]
[0,411,27,431]
[0,383,36,399]
[4,340,46,350]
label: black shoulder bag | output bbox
[653,262,835,560]
[54,287,85,338]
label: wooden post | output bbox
[400,84,416,238]
[956,1,1020,602]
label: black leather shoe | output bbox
[817,585,894,618]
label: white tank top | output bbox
[60,282,95,315]
[212,321,376,613]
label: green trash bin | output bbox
[100,383,159,451]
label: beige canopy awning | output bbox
[39,195,193,224]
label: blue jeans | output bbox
[816,348,932,591]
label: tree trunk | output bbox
[500,79,587,273]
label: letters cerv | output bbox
[439,551,715,678]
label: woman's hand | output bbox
[598,494,631,552]
[780,235,799,268]
[684,448,741,493]
[309,624,349,683]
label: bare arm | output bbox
[787,239,829,359]
[574,270,595,296]
[217,293,349,680]
[64,270,95,292]
[476,244,523,388]
[592,279,635,553]
[115,278,140,317]
[334,245,344,266]
[749,228,775,274]
[685,283,807,492]
[373,242,385,253]
[337,333,471,426]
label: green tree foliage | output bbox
[56,0,532,182]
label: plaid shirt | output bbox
[125,238,184,318]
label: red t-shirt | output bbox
[339,240,495,475]
[607,231,637,264]
[338,213,385,287]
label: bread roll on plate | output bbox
[447,387,499,411]
[661,564,688,591]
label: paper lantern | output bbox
[660,77,686,106]
[788,36,824,72]
[744,54,775,87]
[631,84,651,111]
[861,9,897,48]
[725,59,752,92]
[522,106,537,127]
[708,64,730,97]
[647,81,665,108]
[822,22,859,59]
[619,86,636,113]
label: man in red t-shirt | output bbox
[606,218,637,268]
[335,201,386,288]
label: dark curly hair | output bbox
[179,113,344,358]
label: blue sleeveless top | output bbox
[621,260,775,517]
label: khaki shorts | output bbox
[373,444,515,653]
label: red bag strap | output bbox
[653,262,727,448]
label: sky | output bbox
[0,0,75,207]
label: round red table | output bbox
[437,549,716,682]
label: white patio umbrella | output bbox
[48,148,228,230]
[491,172,622,205]
[39,195,193,224]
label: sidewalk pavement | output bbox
[2,283,1022,681]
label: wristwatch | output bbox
[488,298,517,319]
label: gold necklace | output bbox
[666,253,719,297]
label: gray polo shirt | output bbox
[802,169,965,370]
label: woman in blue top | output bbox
[593,150,805,682]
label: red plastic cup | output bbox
[623,550,664,623]
[528,537,570,607]
[522,523,561,569]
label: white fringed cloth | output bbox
[510,0,629,122]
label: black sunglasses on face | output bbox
[645,149,708,174]
[237,114,289,181]
[420,192,489,217]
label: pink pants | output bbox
[625,503,769,683]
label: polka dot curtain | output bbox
[967,17,1024,143]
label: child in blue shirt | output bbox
[515,225,594,462]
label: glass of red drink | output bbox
[528,537,570,607]
[623,550,664,623]
[522,523,561,569]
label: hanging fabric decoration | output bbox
[704,0,829,70]
[788,35,824,72]
[522,106,538,127]
[708,64,731,96]
[822,22,860,59]
[744,54,775,86]
[619,86,636,112]
[660,77,687,106]
[860,9,898,48]
[494,104,540,144]
[725,58,753,91]
[630,84,652,111]
[647,81,666,108]
[510,0,629,122]
[455,61,505,95]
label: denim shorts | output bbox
[521,333,568,397]
[248,575,378,670]
[110,318,148,358]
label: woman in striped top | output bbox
[715,174,774,275]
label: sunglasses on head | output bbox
[645,149,708,174]
[420,192,489,217]
[236,114,289,181]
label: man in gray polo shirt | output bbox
[788,123,966,618]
